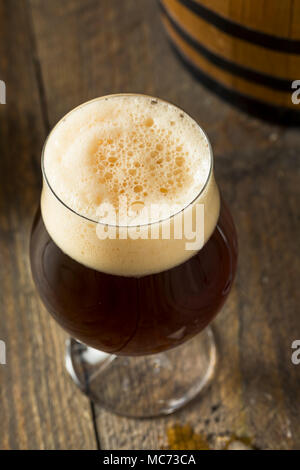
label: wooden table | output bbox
[0,0,299,450]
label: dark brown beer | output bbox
[30,199,237,356]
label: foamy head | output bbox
[42,95,220,276]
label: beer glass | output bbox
[30,94,237,417]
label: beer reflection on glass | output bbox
[30,94,237,417]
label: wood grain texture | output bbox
[161,0,300,110]
[0,0,97,450]
[0,0,299,450]
[163,0,300,80]
[162,15,294,108]
[195,0,297,38]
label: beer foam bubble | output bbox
[42,95,220,276]
[43,95,211,224]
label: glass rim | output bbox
[41,93,214,228]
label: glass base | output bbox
[65,327,217,418]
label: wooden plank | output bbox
[29,0,158,124]
[29,0,300,450]
[0,0,97,450]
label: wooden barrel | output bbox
[160,0,300,124]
